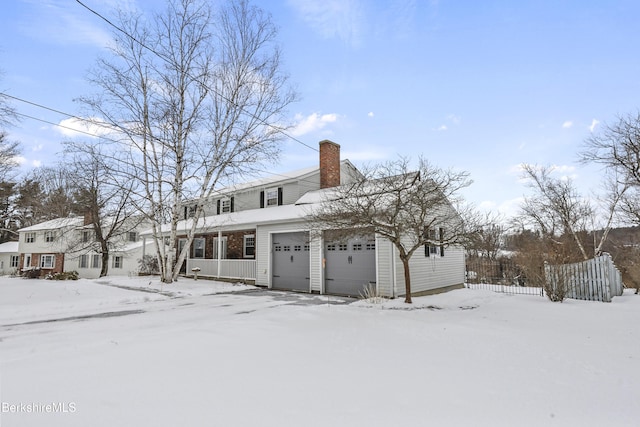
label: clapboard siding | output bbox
[375,237,395,297]
[394,244,465,296]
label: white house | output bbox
[154,140,466,298]
[0,241,19,275]
[17,215,154,278]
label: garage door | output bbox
[325,235,376,297]
[272,232,310,292]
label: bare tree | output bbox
[79,0,297,282]
[64,144,143,277]
[518,164,593,260]
[582,112,640,226]
[308,157,474,303]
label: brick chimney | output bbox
[319,140,341,189]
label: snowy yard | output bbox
[1,276,638,427]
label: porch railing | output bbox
[186,258,256,281]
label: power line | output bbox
[74,0,319,153]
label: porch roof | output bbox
[140,203,314,237]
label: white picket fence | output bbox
[545,253,624,302]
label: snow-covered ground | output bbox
[1,275,638,426]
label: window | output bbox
[338,244,347,251]
[274,245,282,252]
[44,231,55,242]
[10,255,19,268]
[352,243,362,251]
[304,244,310,251]
[424,228,444,257]
[327,244,336,251]
[79,254,88,269]
[366,242,375,251]
[40,254,55,269]
[184,205,196,219]
[267,188,279,206]
[244,234,255,258]
[213,237,228,259]
[91,254,101,269]
[221,198,231,213]
[128,232,137,242]
[113,256,123,269]
[283,245,291,252]
[193,238,205,258]
[82,230,91,243]
[25,232,36,243]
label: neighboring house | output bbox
[0,241,20,275]
[18,217,84,276]
[151,140,465,298]
[17,215,154,278]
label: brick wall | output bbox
[319,139,341,189]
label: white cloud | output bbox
[288,0,364,46]
[290,113,339,137]
[342,149,388,161]
[32,160,42,167]
[31,144,44,152]
[447,114,461,125]
[21,0,113,47]
[56,117,115,138]
[589,119,600,133]
[562,121,573,129]
[368,112,374,118]
[436,125,448,131]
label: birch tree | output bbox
[79,0,296,282]
[308,157,474,304]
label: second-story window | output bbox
[82,231,92,243]
[45,231,55,242]
[128,232,137,242]
[25,232,36,243]
[266,188,279,206]
[221,198,231,213]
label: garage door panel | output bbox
[325,235,376,297]
[272,232,310,292]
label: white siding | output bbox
[310,232,322,293]
[255,221,309,288]
[393,242,465,296]
[375,237,395,297]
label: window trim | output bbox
[10,255,19,268]
[91,254,101,269]
[243,234,255,258]
[79,254,89,269]
[40,254,56,269]
[112,255,123,269]
[193,237,206,259]
[25,232,36,243]
[44,231,55,243]
[265,187,279,207]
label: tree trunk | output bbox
[100,249,109,278]
[402,257,412,303]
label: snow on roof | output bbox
[18,217,84,232]
[0,241,19,253]
[141,202,315,236]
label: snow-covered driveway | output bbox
[1,276,638,427]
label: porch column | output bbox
[217,229,222,277]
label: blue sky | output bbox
[2,0,640,218]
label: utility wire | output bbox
[74,0,319,153]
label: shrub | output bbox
[22,268,42,279]
[45,271,79,281]
[359,283,386,304]
[138,255,159,275]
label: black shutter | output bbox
[277,187,283,206]
[183,206,188,220]
[260,191,264,208]
[424,226,430,257]
[439,227,445,257]
[216,200,221,214]
[230,197,235,213]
